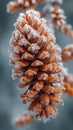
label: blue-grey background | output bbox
[0,0,73,130]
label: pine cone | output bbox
[15,114,34,126]
[7,0,40,13]
[9,10,64,121]
[62,45,73,62]
[64,75,73,96]
[50,4,73,37]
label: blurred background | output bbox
[0,0,73,130]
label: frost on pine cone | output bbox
[15,114,34,126]
[9,10,64,121]
[64,74,73,96]
[62,45,73,62]
[7,0,40,13]
[62,45,73,96]
[50,4,73,37]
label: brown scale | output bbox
[64,75,73,96]
[62,45,73,62]
[15,114,34,126]
[9,10,64,120]
[7,0,43,13]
